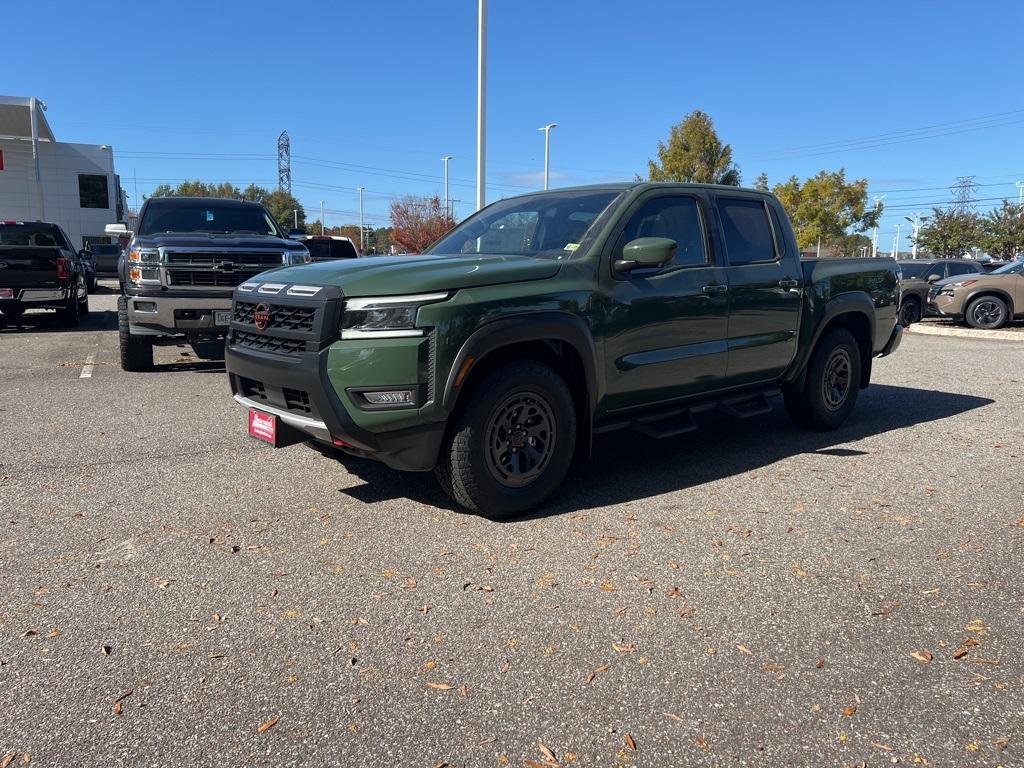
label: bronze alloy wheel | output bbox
[484,390,557,488]
[821,348,852,411]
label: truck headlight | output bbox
[127,249,159,264]
[340,293,449,339]
[282,250,311,265]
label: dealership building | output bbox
[0,95,123,248]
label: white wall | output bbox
[0,139,119,248]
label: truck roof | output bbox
[533,182,774,196]
[144,196,267,208]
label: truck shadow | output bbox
[0,309,117,333]
[333,384,994,517]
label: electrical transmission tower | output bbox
[951,176,978,213]
[277,130,291,194]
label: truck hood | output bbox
[258,253,562,297]
[133,233,302,251]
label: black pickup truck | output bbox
[107,196,310,370]
[0,221,91,326]
[225,183,903,517]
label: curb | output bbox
[906,322,1023,342]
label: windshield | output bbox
[138,200,282,236]
[898,262,931,278]
[990,260,1024,275]
[427,190,621,259]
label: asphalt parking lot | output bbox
[1,282,1022,767]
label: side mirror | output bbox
[78,249,92,260]
[105,223,129,236]
[926,273,941,283]
[615,237,677,272]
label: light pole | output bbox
[538,123,557,190]
[293,209,298,230]
[904,214,921,258]
[476,0,487,211]
[358,187,365,253]
[1017,181,1024,206]
[320,201,325,235]
[871,195,886,257]
[441,156,453,217]
[893,223,902,259]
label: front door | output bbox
[599,192,730,413]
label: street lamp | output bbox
[904,213,921,258]
[441,156,453,218]
[357,187,365,252]
[538,123,557,190]
[892,223,902,259]
[1017,180,1024,206]
[871,195,886,257]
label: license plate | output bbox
[215,310,232,326]
[248,408,277,445]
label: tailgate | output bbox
[0,246,62,289]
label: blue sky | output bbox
[6,0,1024,250]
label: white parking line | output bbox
[80,353,96,379]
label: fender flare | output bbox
[440,312,600,415]
[786,292,877,391]
[960,287,1015,317]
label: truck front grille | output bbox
[164,251,282,290]
[233,330,306,356]
[233,301,316,333]
[167,269,265,288]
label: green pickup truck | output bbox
[226,183,902,516]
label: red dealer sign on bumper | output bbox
[248,408,277,445]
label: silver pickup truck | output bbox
[107,196,309,371]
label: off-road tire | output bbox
[58,292,81,327]
[899,297,921,326]
[784,328,861,431]
[964,295,1008,330]
[434,361,576,518]
[118,296,153,371]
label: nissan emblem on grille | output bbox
[253,304,272,331]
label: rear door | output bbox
[599,190,730,411]
[713,195,803,386]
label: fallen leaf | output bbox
[432,763,447,768]
[663,712,685,724]
[404,577,417,589]
[585,665,609,684]
[763,663,785,672]
[665,586,683,597]
[427,682,454,690]
[419,605,431,615]
[965,618,986,634]
[792,565,808,578]
[910,649,934,663]
[114,689,133,704]
[538,742,558,764]
[871,742,894,752]
[1,753,14,768]
[257,716,280,734]
[458,684,469,697]
[695,735,710,751]
[600,582,617,593]
[113,701,123,715]
[422,660,438,671]
[816,658,825,669]
[46,630,61,639]
[612,642,636,654]
[524,761,547,768]
[624,734,637,751]
[736,644,753,656]
[842,704,857,717]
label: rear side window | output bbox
[615,196,706,267]
[0,223,66,248]
[717,198,776,265]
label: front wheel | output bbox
[784,328,862,431]
[118,296,153,371]
[899,297,921,326]
[964,295,1008,330]
[434,361,577,518]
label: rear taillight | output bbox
[56,257,70,281]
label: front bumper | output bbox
[929,292,961,319]
[125,294,232,335]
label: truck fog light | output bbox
[364,390,414,405]
[128,267,141,281]
[134,301,157,313]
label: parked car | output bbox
[88,243,122,277]
[78,248,98,293]
[297,235,360,262]
[0,221,90,326]
[224,183,902,517]
[929,259,1024,329]
[105,197,310,371]
[897,259,985,325]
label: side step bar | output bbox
[594,387,781,440]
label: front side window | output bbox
[613,196,706,267]
[79,174,110,209]
[717,198,776,266]
[427,190,620,259]
[924,264,945,280]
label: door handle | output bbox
[778,278,799,289]
[701,284,728,295]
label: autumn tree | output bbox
[913,208,982,258]
[646,110,740,185]
[979,201,1024,260]
[771,170,880,251]
[389,196,455,253]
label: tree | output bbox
[389,196,455,253]
[771,169,880,251]
[753,173,769,191]
[835,233,873,257]
[914,208,982,258]
[263,189,305,231]
[979,200,1024,260]
[646,110,740,185]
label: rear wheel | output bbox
[435,361,576,518]
[58,291,81,327]
[899,297,921,326]
[964,295,1008,330]
[118,296,153,371]
[784,328,862,431]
